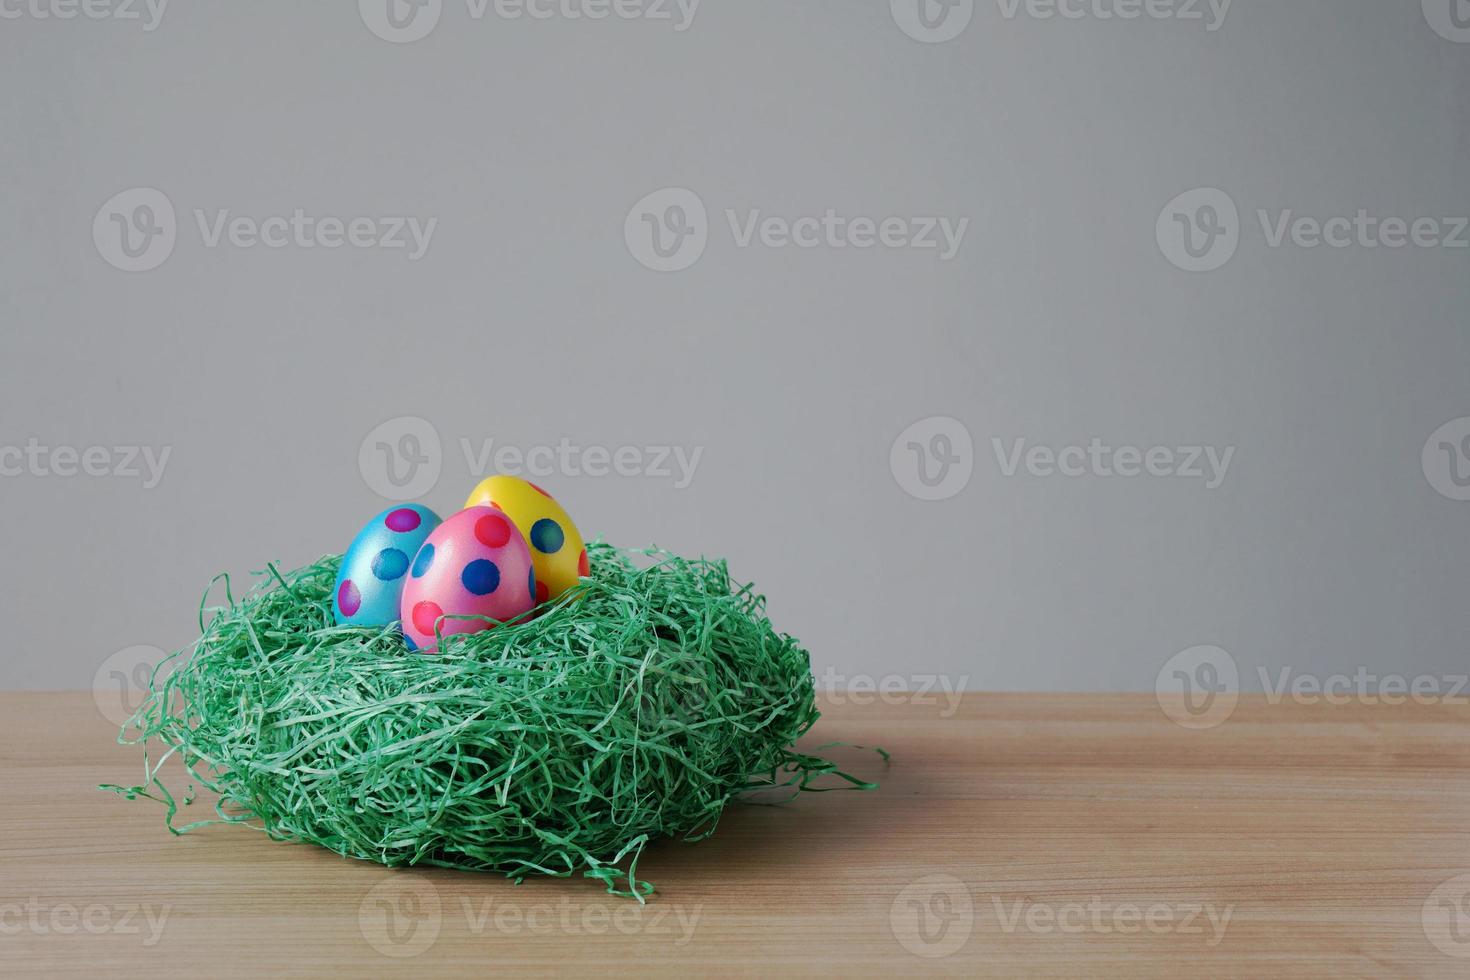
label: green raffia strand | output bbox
[102,541,877,899]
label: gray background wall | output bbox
[2,0,1467,694]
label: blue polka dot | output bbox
[402,629,417,651]
[372,547,409,581]
[530,518,564,554]
[411,543,435,578]
[461,558,501,596]
[528,567,536,598]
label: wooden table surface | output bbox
[4,691,1470,978]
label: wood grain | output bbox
[3,692,1469,978]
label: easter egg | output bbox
[333,505,442,627]
[399,506,537,652]
[464,476,588,603]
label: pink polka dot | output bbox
[385,508,422,533]
[475,513,512,549]
[337,579,361,617]
[412,600,444,637]
[535,580,549,604]
[578,549,590,577]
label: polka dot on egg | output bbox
[528,482,552,498]
[461,558,501,596]
[411,543,435,578]
[530,518,564,554]
[385,508,422,533]
[535,578,549,604]
[475,512,513,549]
[337,579,361,617]
[412,600,444,637]
[372,547,409,581]
[578,549,590,577]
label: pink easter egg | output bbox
[399,506,537,652]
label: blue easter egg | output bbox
[333,504,442,627]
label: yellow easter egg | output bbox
[464,475,587,603]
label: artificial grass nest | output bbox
[106,541,873,898]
